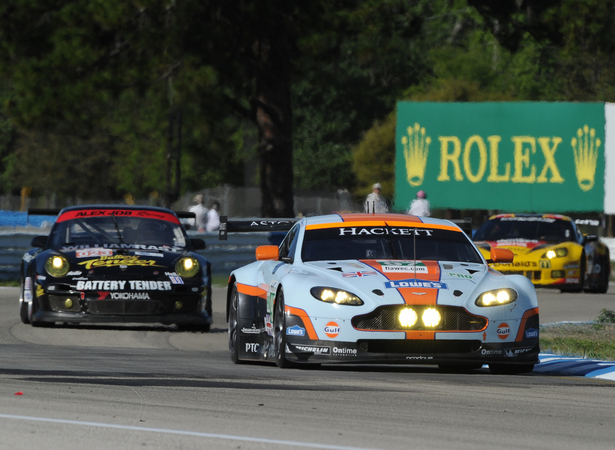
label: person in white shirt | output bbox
[206,201,220,232]
[407,190,430,216]
[188,194,207,232]
[364,183,389,213]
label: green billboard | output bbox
[395,102,605,212]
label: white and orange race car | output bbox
[223,213,539,374]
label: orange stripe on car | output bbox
[306,221,460,232]
[405,330,435,340]
[285,306,318,339]
[361,259,441,305]
[236,283,268,299]
[515,307,540,341]
[339,213,423,223]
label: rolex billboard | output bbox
[395,102,605,212]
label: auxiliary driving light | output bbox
[64,299,73,309]
[174,301,183,310]
[399,308,418,327]
[422,308,442,327]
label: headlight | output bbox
[175,257,200,278]
[542,248,568,259]
[45,255,70,278]
[475,288,517,307]
[310,287,364,306]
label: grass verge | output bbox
[540,309,615,361]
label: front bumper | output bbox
[283,337,539,365]
[32,288,212,326]
[496,262,581,287]
[31,309,212,326]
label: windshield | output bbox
[473,217,576,243]
[48,216,188,249]
[301,226,482,263]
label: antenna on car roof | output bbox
[413,225,417,281]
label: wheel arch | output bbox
[226,275,237,322]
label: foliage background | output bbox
[1,0,615,211]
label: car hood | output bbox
[52,247,189,277]
[475,239,563,257]
[302,259,489,308]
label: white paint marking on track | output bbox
[0,413,384,450]
[536,353,615,380]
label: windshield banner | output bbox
[395,102,605,212]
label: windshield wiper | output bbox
[111,213,125,246]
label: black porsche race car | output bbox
[19,205,212,329]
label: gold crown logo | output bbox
[571,125,600,192]
[402,123,431,187]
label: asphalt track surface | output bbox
[1,286,615,450]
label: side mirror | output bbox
[490,247,514,263]
[256,245,279,261]
[583,234,598,243]
[190,238,206,250]
[31,236,48,248]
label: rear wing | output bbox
[219,216,298,240]
[27,208,196,219]
[28,208,61,216]
[574,218,602,227]
[218,216,472,240]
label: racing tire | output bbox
[228,283,241,364]
[438,363,484,373]
[597,266,610,294]
[29,297,54,328]
[274,288,294,369]
[488,363,534,375]
[587,263,610,294]
[19,277,30,325]
[561,254,585,293]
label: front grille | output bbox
[84,296,199,315]
[352,305,486,331]
[86,300,161,315]
[48,294,81,312]
[358,339,481,354]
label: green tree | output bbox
[0,0,426,216]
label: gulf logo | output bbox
[497,323,511,340]
[324,321,341,338]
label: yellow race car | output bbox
[473,214,610,293]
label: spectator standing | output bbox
[407,190,430,216]
[188,194,207,232]
[206,201,221,232]
[364,183,388,213]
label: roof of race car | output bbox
[301,213,463,232]
[55,204,181,224]
[488,213,572,222]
